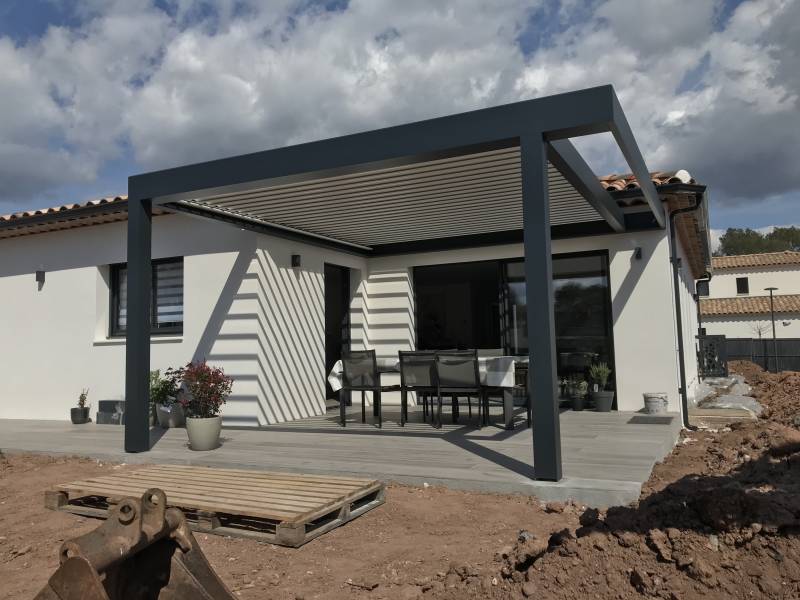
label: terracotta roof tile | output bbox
[711,251,800,270]
[700,294,800,316]
[0,196,127,222]
[598,169,694,192]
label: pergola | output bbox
[125,84,665,481]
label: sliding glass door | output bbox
[413,252,615,389]
[503,252,614,384]
[414,261,502,350]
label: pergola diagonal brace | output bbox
[610,95,665,228]
[546,139,625,232]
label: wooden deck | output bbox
[1,406,681,506]
[45,464,384,547]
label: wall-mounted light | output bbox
[291,254,302,268]
[634,247,643,260]
[35,270,45,290]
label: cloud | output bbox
[0,0,798,220]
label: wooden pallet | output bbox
[44,464,385,547]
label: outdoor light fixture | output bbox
[634,247,643,260]
[291,254,302,268]
[35,270,45,289]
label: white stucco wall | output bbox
[1,212,695,421]
[0,214,367,423]
[708,266,800,298]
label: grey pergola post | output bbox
[521,133,562,481]
[124,197,152,453]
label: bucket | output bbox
[643,392,668,415]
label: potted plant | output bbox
[70,389,91,424]
[178,361,233,451]
[589,362,614,412]
[151,368,185,428]
[568,375,587,411]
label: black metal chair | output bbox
[433,350,484,429]
[398,351,437,426]
[340,350,399,428]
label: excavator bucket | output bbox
[35,488,235,600]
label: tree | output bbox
[715,226,800,256]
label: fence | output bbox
[721,337,800,373]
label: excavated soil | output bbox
[730,360,800,427]
[1,363,798,599]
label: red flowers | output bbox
[175,361,233,418]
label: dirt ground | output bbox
[1,361,798,599]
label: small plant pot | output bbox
[571,395,585,411]
[593,390,615,412]
[186,416,222,451]
[156,403,186,428]
[70,407,90,424]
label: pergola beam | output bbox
[129,85,617,204]
[609,94,665,227]
[547,139,625,232]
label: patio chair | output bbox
[433,350,484,429]
[398,351,437,426]
[340,350,399,428]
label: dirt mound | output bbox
[730,360,800,427]
[423,365,800,599]
[476,421,800,599]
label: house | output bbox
[699,251,800,339]
[0,86,711,482]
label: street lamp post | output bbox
[765,287,779,372]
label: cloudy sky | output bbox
[1,0,798,239]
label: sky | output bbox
[0,0,798,246]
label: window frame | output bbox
[735,276,749,295]
[109,256,184,337]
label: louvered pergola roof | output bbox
[130,85,664,255]
[174,147,600,249]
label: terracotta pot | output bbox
[186,416,222,451]
[70,407,90,424]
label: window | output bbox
[504,253,614,382]
[736,277,749,295]
[414,261,502,350]
[110,257,184,336]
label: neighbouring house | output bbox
[0,86,712,482]
[699,251,800,339]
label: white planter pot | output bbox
[186,416,222,451]
[156,403,185,428]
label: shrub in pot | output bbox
[70,388,91,424]
[177,361,233,451]
[589,362,614,412]
[151,368,184,428]
[568,376,588,411]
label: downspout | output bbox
[695,271,712,336]
[668,191,705,430]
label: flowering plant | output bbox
[176,361,233,418]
